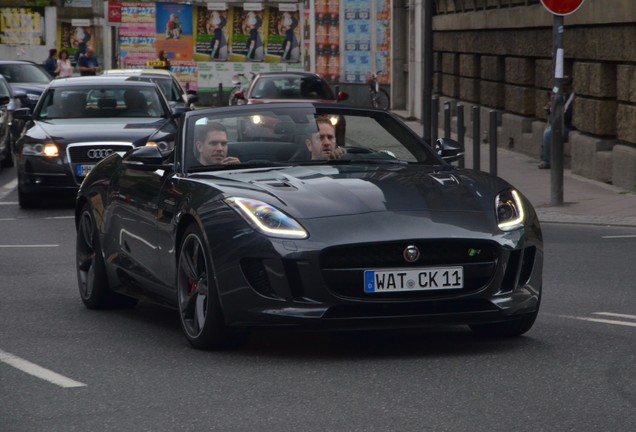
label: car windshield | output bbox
[185,106,435,171]
[126,75,182,103]
[251,76,335,100]
[0,63,52,84]
[38,86,168,119]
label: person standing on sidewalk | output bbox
[539,75,575,169]
[43,48,58,78]
[55,50,73,78]
[78,47,99,76]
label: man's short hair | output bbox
[196,121,227,142]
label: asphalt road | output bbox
[1,170,635,432]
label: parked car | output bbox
[102,68,198,112]
[75,102,543,349]
[0,74,20,169]
[231,72,348,105]
[13,75,178,207]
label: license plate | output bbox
[76,164,95,177]
[364,266,463,293]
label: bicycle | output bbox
[367,71,390,110]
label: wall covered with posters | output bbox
[0,7,45,46]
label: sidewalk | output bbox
[396,113,636,227]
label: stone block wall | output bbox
[432,13,636,190]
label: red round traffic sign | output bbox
[541,0,585,16]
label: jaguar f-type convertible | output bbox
[75,102,542,349]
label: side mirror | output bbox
[123,145,167,170]
[187,93,199,104]
[12,90,26,99]
[12,108,32,120]
[337,91,349,102]
[434,137,464,163]
[0,95,10,106]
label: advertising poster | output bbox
[231,6,265,62]
[120,2,156,68]
[315,0,340,82]
[155,2,197,90]
[155,2,194,62]
[0,7,45,45]
[266,5,300,63]
[60,23,97,63]
[343,0,371,84]
[376,0,391,84]
[195,5,230,62]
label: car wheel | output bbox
[0,134,13,168]
[76,203,138,309]
[177,225,245,350]
[18,185,40,209]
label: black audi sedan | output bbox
[14,76,177,207]
[75,102,543,350]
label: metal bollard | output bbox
[444,102,451,139]
[472,106,480,171]
[489,110,498,177]
[457,104,465,168]
[431,96,439,144]
[218,83,224,106]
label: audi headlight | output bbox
[22,142,59,157]
[496,189,525,231]
[26,93,40,102]
[225,197,308,239]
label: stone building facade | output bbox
[427,0,636,190]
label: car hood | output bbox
[28,118,175,145]
[10,83,48,95]
[195,164,510,219]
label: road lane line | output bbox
[0,349,86,388]
[602,235,636,239]
[555,314,636,328]
[0,245,59,248]
[592,312,636,320]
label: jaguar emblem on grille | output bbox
[403,245,420,263]
[87,149,113,159]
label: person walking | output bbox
[55,50,73,78]
[539,76,575,169]
[43,48,58,78]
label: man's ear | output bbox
[305,138,312,151]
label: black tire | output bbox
[0,135,13,168]
[177,225,245,349]
[371,88,390,110]
[18,185,40,209]
[76,203,138,309]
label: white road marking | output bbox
[592,312,636,320]
[2,178,17,190]
[0,245,59,248]
[0,202,18,205]
[555,314,636,328]
[0,349,86,388]
[602,234,636,239]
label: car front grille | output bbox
[67,143,133,164]
[67,142,133,184]
[320,240,500,299]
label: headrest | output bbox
[98,98,117,109]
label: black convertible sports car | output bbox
[76,103,542,349]
[14,76,177,207]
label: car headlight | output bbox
[26,93,40,102]
[496,189,525,231]
[22,142,59,157]
[225,197,308,239]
